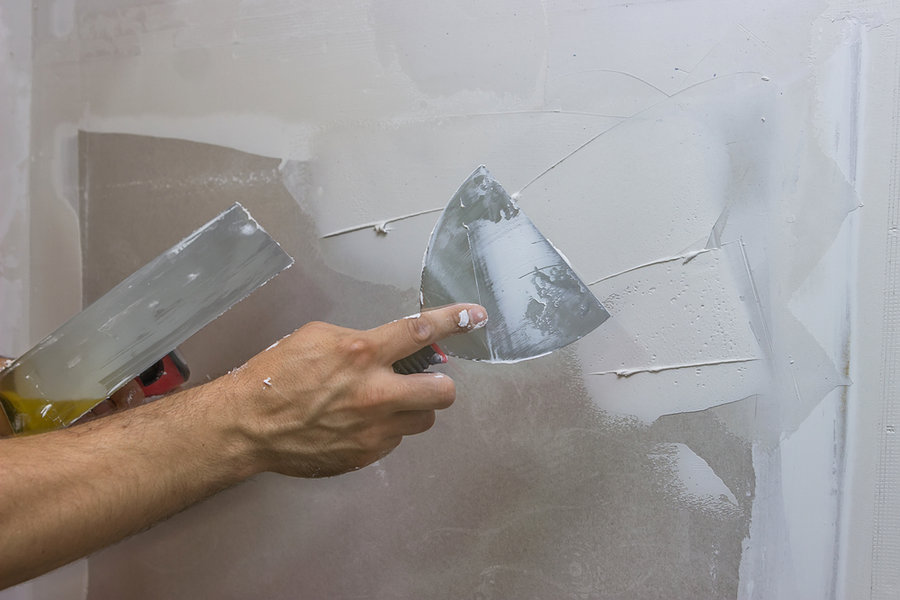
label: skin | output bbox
[0,303,487,590]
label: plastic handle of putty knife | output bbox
[392,344,448,375]
[0,203,294,436]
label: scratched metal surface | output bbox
[420,166,609,362]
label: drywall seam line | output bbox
[319,207,444,239]
[870,26,900,600]
[588,357,759,377]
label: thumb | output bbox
[371,304,488,364]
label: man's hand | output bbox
[218,303,488,478]
[0,304,486,589]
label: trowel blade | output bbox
[420,166,609,362]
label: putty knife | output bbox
[0,203,293,435]
[394,166,608,371]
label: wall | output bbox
[0,1,31,357]
[12,0,899,598]
[0,3,92,599]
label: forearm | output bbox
[0,378,257,589]
[0,304,486,589]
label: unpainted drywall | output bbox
[18,0,891,598]
[0,2,31,357]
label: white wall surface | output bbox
[0,4,90,600]
[3,0,899,598]
[0,1,31,357]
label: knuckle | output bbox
[405,315,434,345]
[341,335,376,367]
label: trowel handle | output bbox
[392,344,448,375]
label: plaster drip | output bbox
[587,247,716,286]
[319,206,444,238]
[589,357,759,377]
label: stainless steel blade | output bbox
[0,203,293,434]
[420,166,609,362]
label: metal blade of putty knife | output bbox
[419,165,609,363]
[0,203,293,435]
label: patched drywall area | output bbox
[20,0,894,598]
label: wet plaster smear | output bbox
[14,0,894,598]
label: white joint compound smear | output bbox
[578,244,766,422]
[457,309,469,328]
[649,443,742,519]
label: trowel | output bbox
[0,204,293,435]
[393,166,609,373]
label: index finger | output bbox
[370,303,488,364]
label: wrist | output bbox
[189,375,267,482]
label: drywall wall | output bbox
[0,1,30,358]
[837,14,900,600]
[15,0,898,598]
[0,4,93,600]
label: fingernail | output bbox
[467,307,488,329]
